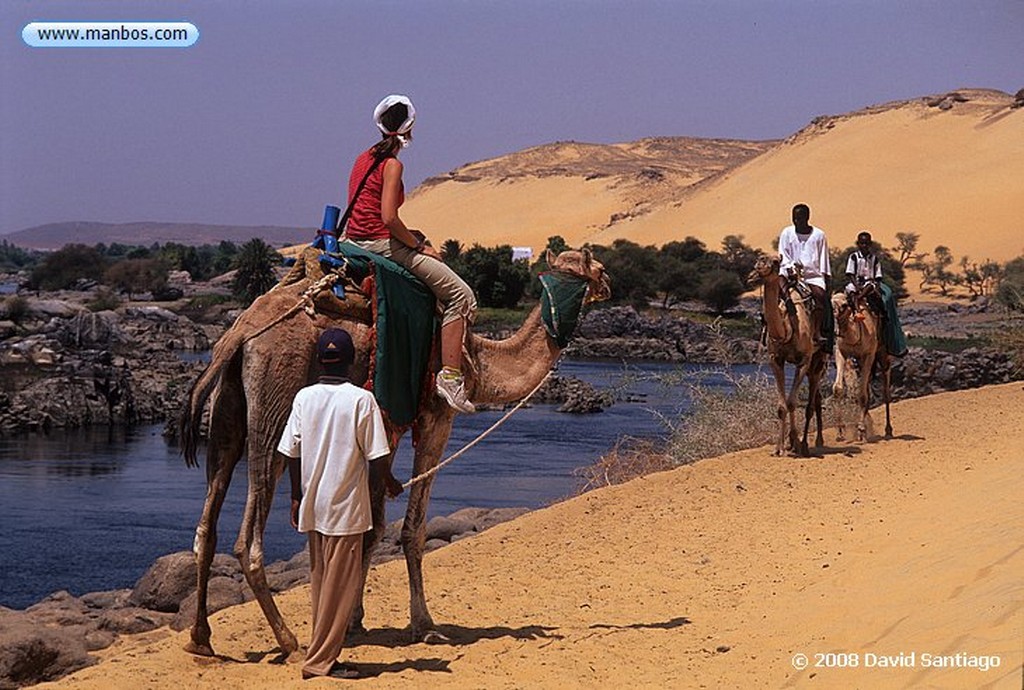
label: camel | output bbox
[749,256,827,456]
[179,248,611,657]
[831,289,893,441]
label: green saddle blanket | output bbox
[878,282,908,356]
[334,242,437,427]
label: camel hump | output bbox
[276,246,372,322]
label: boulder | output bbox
[475,507,531,532]
[24,591,90,627]
[128,551,197,612]
[426,515,470,542]
[97,608,173,635]
[79,589,132,610]
[171,577,247,632]
[424,538,448,553]
[0,617,94,690]
[25,300,81,319]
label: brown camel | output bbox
[831,289,893,441]
[180,248,611,657]
[749,255,826,456]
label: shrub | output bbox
[2,295,29,323]
[104,258,169,300]
[87,288,122,312]
[995,257,1024,312]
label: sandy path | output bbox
[42,382,1023,689]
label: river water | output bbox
[0,360,758,609]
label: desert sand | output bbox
[42,381,1023,689]
[403,89,1024,265]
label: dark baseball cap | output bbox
[317,327,355,365]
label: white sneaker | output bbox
[436,374,476,414]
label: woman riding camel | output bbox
[340,94,478,414]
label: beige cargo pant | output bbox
[303,532,362,677]
[343,237,476,326]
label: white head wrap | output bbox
[373,94,416,137]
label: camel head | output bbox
[747,253,780,287]
[545,248,612,303]
[831,293,850,323]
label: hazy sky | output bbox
[2,1,1020,236]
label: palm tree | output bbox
[440,239,463,261]
[232,238,280,305]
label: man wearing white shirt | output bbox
[277,327,391,680]
[777,203,833,351]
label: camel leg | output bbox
[801,387,815,455]
[234,447,299,656]
[880,353,893,438]
[186,363,246,657]
[401,409,454,642]
[857,351,875,442]
[402,469,439,641]
[789,362,811,456]
[350,450,397,634]
[803,357,825,451]
[186,438,244,655]
[833,348,848,441]
[769,361,789,456]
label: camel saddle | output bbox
[279,243,438,427]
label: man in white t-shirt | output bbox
[777,203,833,350]
[277,327,391,680]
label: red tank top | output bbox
[345,149,403,241]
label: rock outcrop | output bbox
[0,299,211,434]
[568,305,758,363]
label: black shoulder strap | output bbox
[336,153,388,234]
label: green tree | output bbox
[894,231,921,267]
[718,235,760,283]
[698,269,744,315]
[655,255,700,309]
[527,236,573,299]
[958,257,1002,299]
[0,241,40,272]
[440,239,463,262]
[28,244,107,290]
[455,244,530,309]
[662,236,707,263]
[589,239,660,308]
[232,238,281,305]
[919,245,958,295]
[214,241,240,276]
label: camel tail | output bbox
[180,325,247,468]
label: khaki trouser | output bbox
[343,237,477,327]
[303,532,363,677]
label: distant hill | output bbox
[2,221,313,251]
[403,88,1024,264]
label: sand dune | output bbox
[404,89,1024,264]
[43,382,1024,689]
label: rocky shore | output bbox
[0,506,528,689]
[2,297,1021,434]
